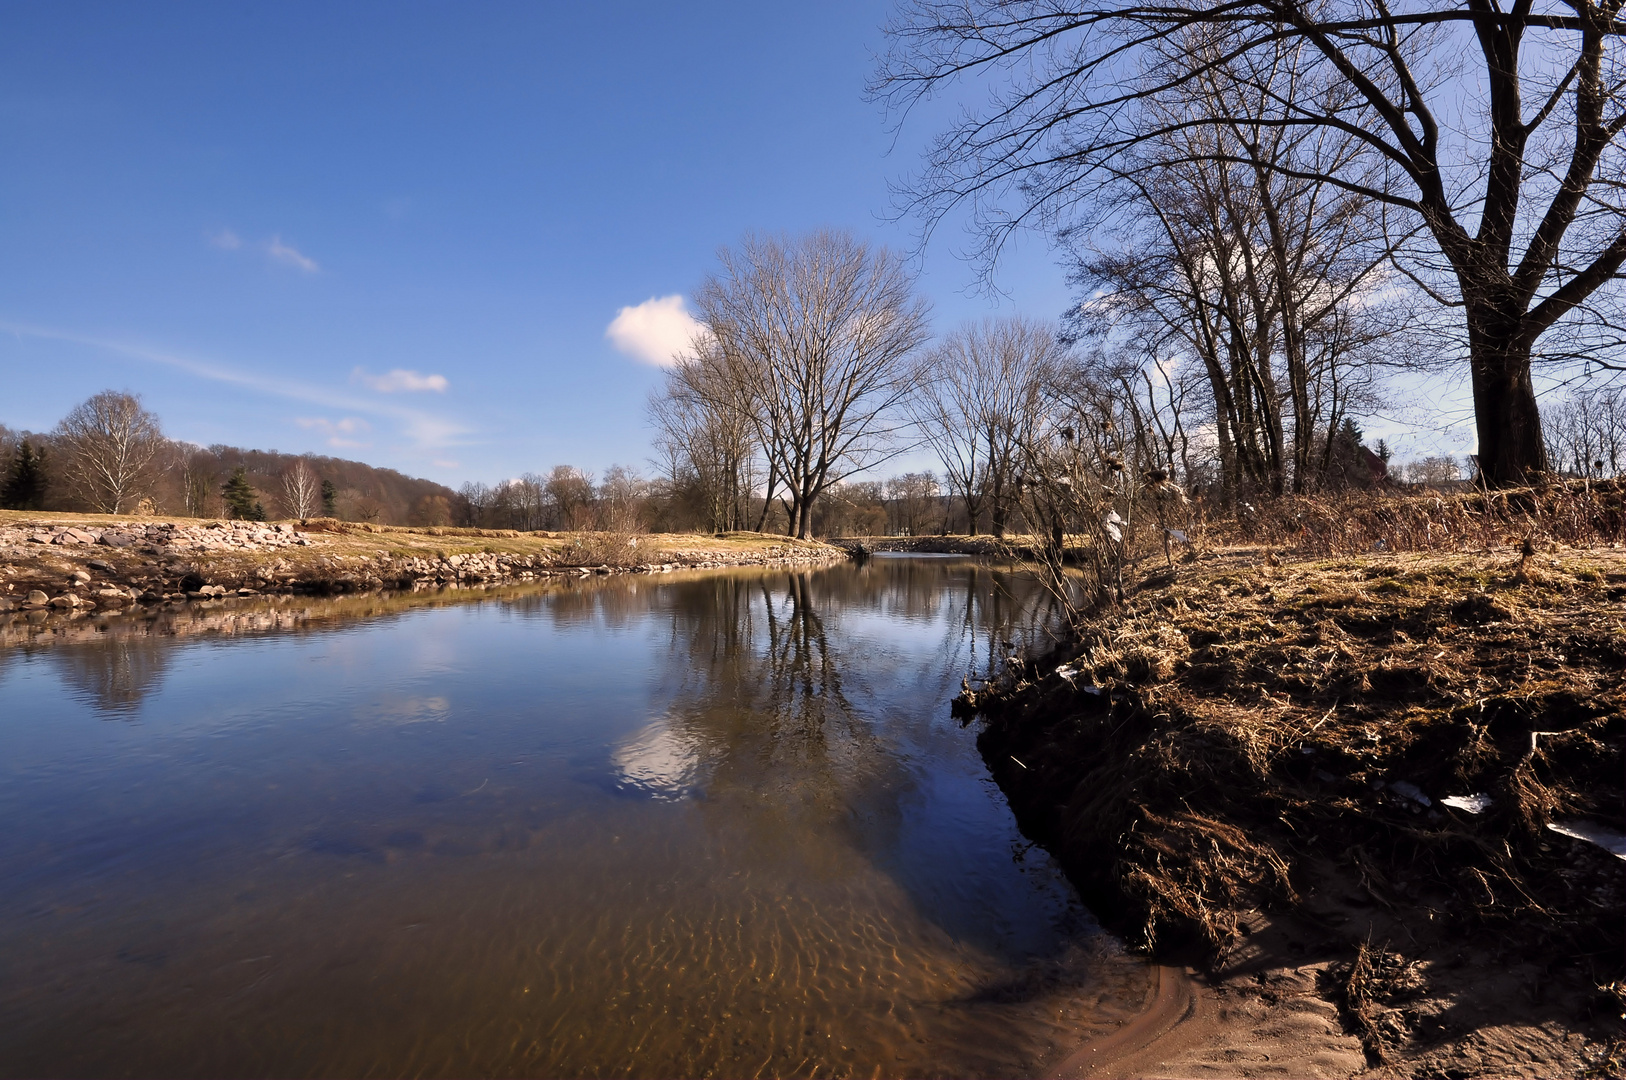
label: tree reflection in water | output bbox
[47,635,172,716]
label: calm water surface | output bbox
[0,556,1149,1078]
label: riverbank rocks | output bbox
[0,521,317,556]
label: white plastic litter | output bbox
[1388,780,1431,807]
[1166,528,1189,543]
[1547,820,1626,860]
[1441,793,1493,813]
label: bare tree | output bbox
[649,353,759,532]
[1544,383,1626,475]
[876,0,1625,485]
[1403,455,1466,486]
[544,466,597,531]
[911,317,1062,535]
[412,493,453,526]
[886,471,945,535]
[507,473,547,531]
[1071,53,1398,499]
[692,230,932,538]
[280,458,321,522]
[343,490,383,523]
[598,465,648,533]
[55,390,165,513]
[456,481,492,527]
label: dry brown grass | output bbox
[1209,478,1625,555]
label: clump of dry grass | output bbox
[1212,478,1624,555]
[558,530,643,568]
[1321,942,1428,1064]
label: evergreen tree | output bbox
[222,467,259,520]
[320,478,337,517]
[0,441,49,510]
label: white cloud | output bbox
[353,367,449,393]
[267,235,320,273]
[606,294,702,368]
[296,416,372,448]
[208,228,242,250]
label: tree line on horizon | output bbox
[0,394,458,525]
[2,345,1620,539]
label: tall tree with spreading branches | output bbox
[691,229,931,538]
[55,390,165,513]
[875,0,1626,485]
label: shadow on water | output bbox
[0,557,1147,1079]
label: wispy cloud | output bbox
[296,416,372,448]
[353,367,448,393]
[267,236,320,273]
[207,228,321,273]
[0,319,471,452]
[606,295,702,368]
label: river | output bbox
[0,555,1150,1078]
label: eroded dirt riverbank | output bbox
[965,546,1625,1077]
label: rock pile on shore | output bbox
[0,515,848,620]
[0,520,316,556]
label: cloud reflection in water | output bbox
[610,717,705,801]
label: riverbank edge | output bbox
[962,546,1625,1079]
[0,513,849,614]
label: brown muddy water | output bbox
[0,556,1150,1078]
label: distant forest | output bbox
[0,397,457,525]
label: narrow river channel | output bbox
[0,555,1151,1078]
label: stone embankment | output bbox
[0,517,845,622]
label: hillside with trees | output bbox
[0,394,460,525]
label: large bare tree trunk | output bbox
[1469,306,1549,484]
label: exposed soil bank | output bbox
[0,513,843,616]
[963,546,1625,1077]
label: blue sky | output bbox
[0,1,1081,485]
